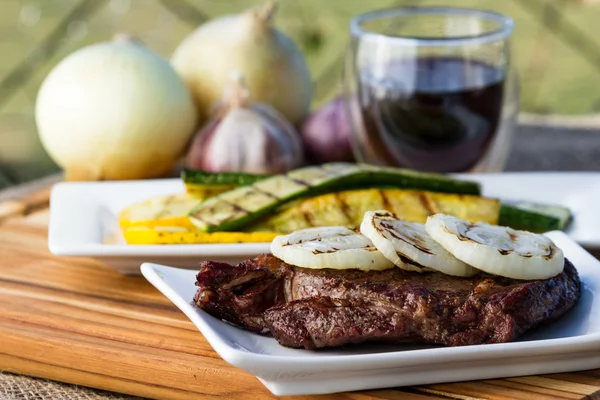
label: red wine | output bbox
[360,57,505,172]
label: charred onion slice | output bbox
[425,214,564,280]
[361,210,477,276]
[270,226,394,271]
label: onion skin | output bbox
[301,96,354,163]
[35,36,197,181]
[171,2,312,126]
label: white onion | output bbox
[271,226,394,271]
[425,214,564,280]
[171,2,312,126]
[35,34,197,181]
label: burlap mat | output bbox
[0,373,144,400]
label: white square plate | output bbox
[141,231,600,396]
[49,172,600,274]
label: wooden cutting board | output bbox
[2,181,600,400]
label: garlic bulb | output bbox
[171,2,312,126]
[35,34,197,181]
[185,75,303,174]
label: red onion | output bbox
[300,96,354,163]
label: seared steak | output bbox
[194,254,581,349]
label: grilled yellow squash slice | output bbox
[123,226,278,245]
[119,193,201,230]
[250,189,500,233]
[120,184,240,230]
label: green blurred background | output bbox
[0,0,599,189]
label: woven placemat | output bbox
[0,373,143,400]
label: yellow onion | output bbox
[171,2,312,126]
[35,34,197,181]
[186,74,303,174]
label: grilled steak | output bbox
[194,254,581,349]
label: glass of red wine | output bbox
[344,7,518,173]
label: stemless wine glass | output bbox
[344,7,518,173]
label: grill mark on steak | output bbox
[194,255,581,349]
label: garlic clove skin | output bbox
[171,2,312,126]
[36,36,197,181]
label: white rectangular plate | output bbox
[140,231,600,396]
[49,172,600,274]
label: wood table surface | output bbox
[2,181,600,400]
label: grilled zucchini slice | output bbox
[181,169,269,196]
[498,200,572,233]
[188,163,481,232]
